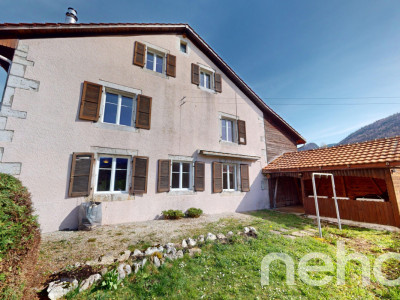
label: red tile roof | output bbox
[0,22,305,144]
[263,136,400,173]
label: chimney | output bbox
[65,7,78,24]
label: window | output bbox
[200,71,212,89]
[103,92,136,127]
[180,41,187,53]
[171,161,191,190]
[96,156,130,192]
[146,50,164,74]
[222,164,237,191]
[221,118,235,142]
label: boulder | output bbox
[117,264,126,280]
[176,250,184,259]
[153,256,161,268]
[187,238,197,247]
[124,264,132,276]
[227,231,234,238]
[206,233,217,241]
[182,239,188,248]
[79,274,101,292]
[132,249,143,257]
[145,247,159,256]
[216,233,226,240]
[243,227,250,234]
[132,263,140,274]
[197,235,205,243]
[99,254,115,265]
[165,243,176,255]
[188,248,202,257]
[47,278,78,300]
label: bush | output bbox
[186,208,203,218]
[162,209,185,220]
[100,270,120,290]
[0,174,40,299]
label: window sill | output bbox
[219,140,238,146]
[94,122,139,133]
[220,190,244,196]
[168,190,196,196]
[92,192,133,202]
[142,67,169,79]
[198,86,217,94]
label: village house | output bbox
[0,18,305,232]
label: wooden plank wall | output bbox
[387,169,400,227]
[303,197,396,226]
[269,177,300,208]
[264,118,297,163]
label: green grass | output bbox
[67,210,400,299]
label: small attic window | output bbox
[180,41,187,53]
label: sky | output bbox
[1,0,400,145]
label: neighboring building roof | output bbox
[263,136,400,173]
[0,22,305,144]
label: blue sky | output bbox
[1,0,400,145]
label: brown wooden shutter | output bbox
[136,95,152,129]
[79,81,102,121]
[240,164,250,192]
[237,120,247,145]
[212,162,223,193]
[191,63,200,85]
[158,159,171,192]
[194,162,205,192]
[215,73,222,93]
[131,156,149,194]
[166,54,176,77]
[68,153,94,197]
[133,41,146,67]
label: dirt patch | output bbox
[32,212,256,294]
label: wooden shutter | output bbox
[68,153,94,197]
[136,95,152,129]
[191,63,200,85]
[194,162,205,192]
[131,156,149,194]
[79,81,102,121]
[133,41,146,67]
[237,120,247,145]
[240,164,250,192]
[215,73,222,93]
[158,159,171,192]
[166,54,176,77]
[212,162,223,193]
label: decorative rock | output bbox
[117,264,126,280]
[153,256,161,268]
[132,263,140,274]
[47,278,78,300]
[79,274,101,292]
[182,239,188,248]
[226,231,234,238]
[197,235,205,243]
[118,250,131,262]
[216,233,226,240]
[100,267,108,276]
[157,245,164,252]
[145,247,159,256]
[141,258,147,268]
[206,232,217,241]
[188,247,202,257]
[99,254,115,265]
[176,250,184,259]
[132,249,143,257]
[124,264,132,275]
[187,238,197,247]
[165,244,177,255]
[244,227,250,234]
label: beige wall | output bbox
[1,34,272,232]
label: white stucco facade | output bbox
[0,33,277,232]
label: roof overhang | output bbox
[0,23,305,144]
[199,150,260,161]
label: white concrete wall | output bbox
[1,34,271,232]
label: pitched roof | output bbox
[0,22,305,144]
[263,136,400,173]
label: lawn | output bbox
[66,210,400,299]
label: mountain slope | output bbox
[339,113,400,144]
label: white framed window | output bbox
[200,70,214,90]
[221,118,236,142]
[171,161,192,190]
[96,156,130,193]
[102,91,137,127]
[222,164,237,191]
[146,49,164,74]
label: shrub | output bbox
[100,270,120,290]
[0,174,40,299]
[186,208,203,218]
[162,209,185,220]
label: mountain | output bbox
[298,142,319,151]
[339,113,400,145]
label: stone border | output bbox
[0,42,39,175]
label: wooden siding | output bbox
[269,176,300,208]
[303,197,396,226]
[264,118,297,163]
[387,168,400,226]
